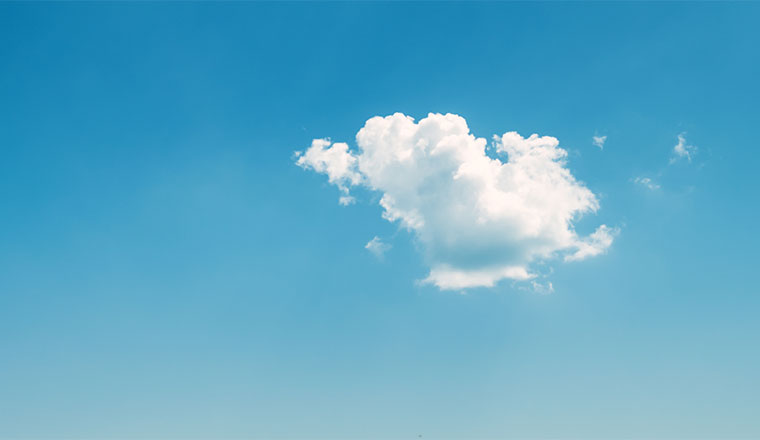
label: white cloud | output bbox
[633,176,660,190]
[425,264,532,290]
[530,280,554,295]
[592,135,607,149]
[565,224,619,262]
[295,139,362,205]
[296,113,616,289]
[670,133,697,164]
[365,236,391,260]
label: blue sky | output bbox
[1,2,759,438]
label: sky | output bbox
[1,2,759,439]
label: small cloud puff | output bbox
[565,225,619,262]
[670,133,697,164]
[592,135,607,149]
[634,176,660,190]
[531,280,555,295]
[365,236,391,260]
[297,113,617,290]
[295,139,362,205]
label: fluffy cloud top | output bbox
[592,135,607,149]
[296,113,616,289]
[670,133,697,163]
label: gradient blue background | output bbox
[1,2,759,438]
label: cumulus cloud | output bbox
[296,113,616,289]
[633,176,660,190]
[365,236,391,260]
[592,135,607,149]
[670,133,697,164]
